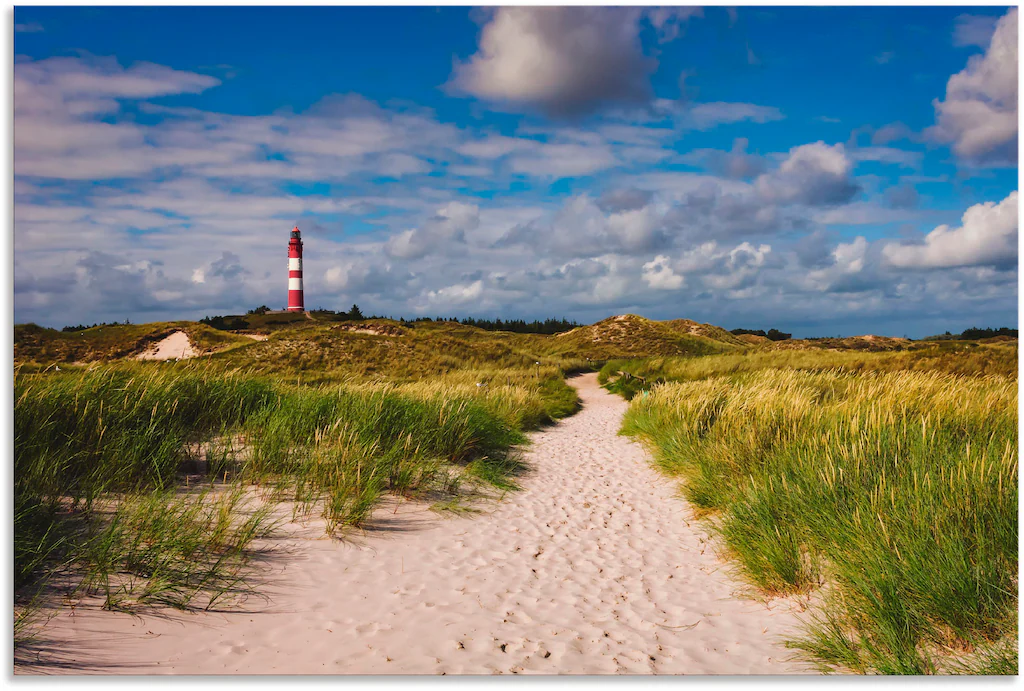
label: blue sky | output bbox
[13,6,1018,337]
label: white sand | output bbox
[20,374,813,675]
[136,331,196,360]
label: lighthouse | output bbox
[287,226,304,312]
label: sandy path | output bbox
[136,331,196,360]
[21,374,811,675]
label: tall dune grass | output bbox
[622,367,1017,674]
[601,341,1017,390]
[14,362,554,619]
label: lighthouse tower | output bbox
[287,226,304,312]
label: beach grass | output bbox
[14,356,581,623]
[618,348,1017,674]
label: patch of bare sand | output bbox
[19,374,813,675]
[135,331,196,361]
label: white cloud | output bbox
[642,255,685,289]
[883,191,1017,269]
[457,135,530,159]
[497,194,668,258]
[14,59,456,182]
[755,141,859,206]
[833,237,868,273]
[16,56,219,114]
[385,201,480,259]
[508,142,619,178]
[651,100,784,130]
[450,7,654,116]
[425,280,484,306]
[932,8,1017,165]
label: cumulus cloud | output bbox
[641,255,685,290]
[932,8,1017,165]
[498,194,668,258]
[386,201,480,260]
[208,251,246,282]
[802,236,886,295]
[755,141,859,206]
[451,7,699,117]
[883,191,1017,269]
[324,259,409,297]
[425,279,484,307]
[451,7,652,116]
[655,241,773,294]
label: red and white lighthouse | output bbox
[287,226,304,312]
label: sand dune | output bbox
[21,374,812,675]
[136,331,196,361]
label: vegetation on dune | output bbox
[15,359,568,629]
[15,321,256,364]
[600,341,1017,396]
[614,346,1017,674]
[15,311,1018,671]
[14,312,589,636]
[551,314,743,359]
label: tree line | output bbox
[928,327,1018,341]
[61,320,131,332]
[730,327,792,341]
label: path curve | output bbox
[23,374,811,675]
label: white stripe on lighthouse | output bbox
[289,277,303,291]
[289,258,301,271]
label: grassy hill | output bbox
[15,321,256,364]
[549,314,743,359]
[15,313,748,371]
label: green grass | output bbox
[14,314,598,636]
[15,321,257,364]
[600,341,1017,393]
[14,359,559,633]
[619,356,1017,674]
